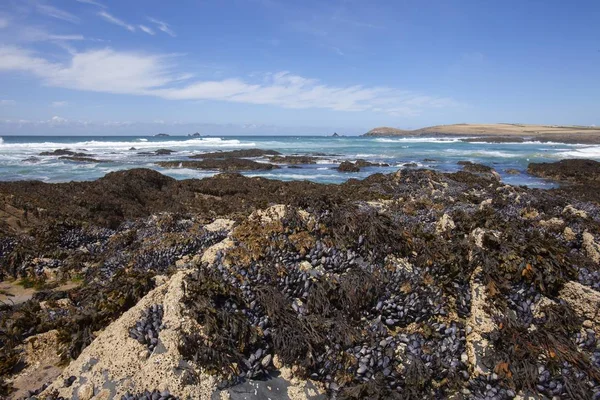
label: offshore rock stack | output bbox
[0,162,600,399]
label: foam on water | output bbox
[1,135,599,185]
[558,146,600,158]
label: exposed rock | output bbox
[39,149,89,157]
[563,204,588,219]
[564,226,577,241]
[337,161,360,172]
[157,159,278,171]
[538,217,564,228]
[269,155,317,164]
[466,268,496,376]
[559,281,600,323]
[582,231,600,263]
[58,156,108,163]
[436,213,455,233]
[528,159,600,183]
[505,168,520,174]
[458,161,500,180]
[154,149,176,155]
[189,149,281,159]
[78,383,94,400]
[355,159,389,167]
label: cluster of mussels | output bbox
[179,178,600,399]
[121,389,178,400]
[129,304,164,352]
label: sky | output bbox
[0,0,598,135]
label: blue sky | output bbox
[0,0,598,135]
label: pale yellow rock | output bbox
[201,237,234,265]
[563,205,588,219]
[559,281,600,323]
[521,208,539,220]
[539,217,564,228]
[40,270,219,399]
[466,267,496,376]
[479,199,493,209]
[78,383,94,400]
[564,227,577,241]
[582,231,600,263]
[93,388,112,400]
[436,213,455,233]
[204,218,235,232]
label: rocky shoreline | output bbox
[1,160,599,399]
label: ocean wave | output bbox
[558,146,600,158]
[0,137,257,152]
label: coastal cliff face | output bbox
[1,162,600,399]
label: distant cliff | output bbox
[363,124,600,143]
[364,127,410,136]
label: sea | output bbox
[1,135,599,187]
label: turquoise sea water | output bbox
[1,135,599,187]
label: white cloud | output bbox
[51,101,68,107]
[36,4,80,24]
[98,11,135,32]
[0,99,16,105]
[0,46,460,116]
[0,16,9,29]
[51,115,68,124]
[75,0,106,8]
[147,17,176,37]
[139,25,155,35]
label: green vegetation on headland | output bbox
[363,123,600,144]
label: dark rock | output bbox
[58,156,108,163]
[403,163,418,168]
[269,155,317,164]
[527,159,600,184]
[505,168,520,175]
[154,133,170,137]
[189,149,281,159]
[39,149,88,157]
[337,161,360,172]
[157,159,278,171]
[355,159,390,167]
[154,149,175,155]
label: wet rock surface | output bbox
[38,149,89,157]
[189,149,281,159]
[337,161,360,172]
[57,156,107,163]
[528,159,600,203]
[269,155,318,164]
[157,159,279,171]
[0,165,599,399]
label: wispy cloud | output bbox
[98,11,135,32]
[147,17,176,37]
[75,0,106,8]
[36,4,80,24]
[0,99,16,105]
[51,100,68,107]
[139,25,154,35]
[0,46,460,116]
